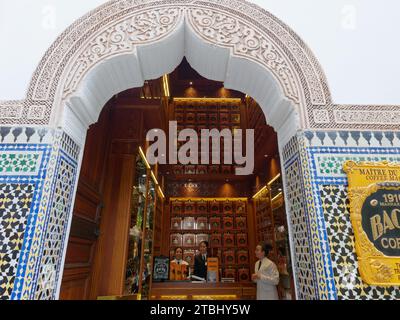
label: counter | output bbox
[150,281,256,300]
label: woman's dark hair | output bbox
[199,240,209,248]
[174,247,183,254]
[259,242,272,256]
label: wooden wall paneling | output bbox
[88,108,143,299]
[64,237,94,265]
[89,152,137,298]
[60,103,112,300]
[79,103,113,189]
[161,97,169,132]
[110,108,143,140]
[59,266,91,300]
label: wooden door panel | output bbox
[64,237,94,265]
[60,104,111,300]
[60,267,91,300]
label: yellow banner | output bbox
[343,161,400,286]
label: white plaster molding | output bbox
[59,6,302,139]
[62,7,184,98]
[61,53,146,129]
[0,104,24,120]
[184,15,231,82]
[186,6,301,104]
[2,0,399,130]
[0,0,336,129]
[137,15,186,80]
[61,103,89,147]
[277,106,300,149]
[334,109,400,125]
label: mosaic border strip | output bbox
[31,149,78,300]
[0,143,52,300]
[284,154,319,299]
[0,127,80,300]
[283,134,320,299]
[297,133,335,299]
[306,143,400,299]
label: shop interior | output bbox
[59,58,295,300]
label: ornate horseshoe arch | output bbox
[2,0,400,302]
[0,0,333,142]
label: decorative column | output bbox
[0,126,81,300]
[282,130,400,300]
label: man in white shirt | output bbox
[251,243,280,300]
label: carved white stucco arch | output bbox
[0,0,337,145]
[1,0,399,136]
[58,5,311,146]
[1,0,400,302]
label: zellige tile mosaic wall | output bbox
[302,130,400,300]
[0,127,80,300]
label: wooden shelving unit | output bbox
[170,98,245,175]
[252,174,295,300]
[167,198,251,282]
[123,149,165,300]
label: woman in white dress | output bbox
[251,243,280,300]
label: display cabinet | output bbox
[167,198,250,281]
[171,98,244,175]
[123,147,164,299]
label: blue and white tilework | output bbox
[302,130,400,300]
[2,126,399,300]
[0,127,80,300]
[282,135,318,300]
[0,127,54,299]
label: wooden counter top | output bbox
[150,281,256,300]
